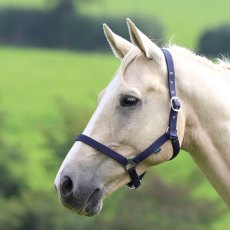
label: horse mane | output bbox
[168,45,230,74]
[217,57,230,70]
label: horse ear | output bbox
[103,24,134,59]
[126,18,164,61]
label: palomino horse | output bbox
[55,19,230,216]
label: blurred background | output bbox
[0,0,229,229]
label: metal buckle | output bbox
[170,96,181,112]
[123,159,137,172]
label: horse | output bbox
[54,19,230,216]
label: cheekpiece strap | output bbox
[161,48,181,160]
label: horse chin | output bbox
[78,199,103,217]
[63,189,104,217]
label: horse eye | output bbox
[120,95,139,107]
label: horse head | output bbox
[54,19,185,216]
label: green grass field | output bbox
[0,46,119,187]
[1,45,230,228]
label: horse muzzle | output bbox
[56,176,104,216]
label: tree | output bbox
[198,23,230,57]
[48,0,100,12]
[41,99,90,171]
[0,108,26,198]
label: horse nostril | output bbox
[60,176,74,198]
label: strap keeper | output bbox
[166,127,178,140]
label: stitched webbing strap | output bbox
[161,48,181,159]
[132,133,169,164]
[76,134,128,166]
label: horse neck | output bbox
[172,49,230,206]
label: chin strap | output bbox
[75,48,181,189]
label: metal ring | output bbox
[123,159,138,172]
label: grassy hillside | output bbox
[79,0,230,47]
[0,0,229,47]
[0,46,119,187]
[0,0,46,8]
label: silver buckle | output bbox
[170,96,180,112]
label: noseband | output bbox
[76,48,181,189]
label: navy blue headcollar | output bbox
[76,48,181,189]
